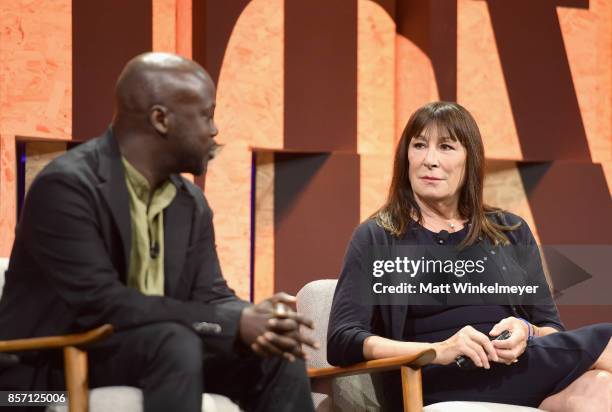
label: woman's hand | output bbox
[489,316,529,364]
[432,325,499,369]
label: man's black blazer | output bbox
[0,129,249,354]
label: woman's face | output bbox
[408,123,467,204]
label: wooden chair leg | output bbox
[63,346,89,412]
[310,377,334,410]
[400,365,423,412]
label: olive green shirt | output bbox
[121,157,177,295]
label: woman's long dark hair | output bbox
[373,101,518,247]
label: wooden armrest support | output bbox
[0,324,113,353]
[0,324,113,412]
[307,348,436,379]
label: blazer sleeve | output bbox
[19,171,247,354]
[327,226,376,366]
[187,192,251,345]
[514,217,565,332]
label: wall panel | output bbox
[72,0,152,140]
[284,0,357,152]
[558,0,612,162]
[0,135,17,256]
[457,0,522,160]
[205,0,284,299]
[274,153,360,295]
[0,0,71,139]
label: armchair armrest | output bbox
[0,324,113,352]
[307,349,435,379]
[307,348,436,412]
[0,324,113,412]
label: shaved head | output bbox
[114,52,214,115]
[112,52,219,180]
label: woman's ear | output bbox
[150,105,169,136]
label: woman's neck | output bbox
[414,194,465,232]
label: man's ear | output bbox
[150,105,169,135]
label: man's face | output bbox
[166,74,218,176]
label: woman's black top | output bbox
[326,211,611,407]
[327,211,563,367]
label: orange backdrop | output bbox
[0,0,610,327]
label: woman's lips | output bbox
[421,176,443,181]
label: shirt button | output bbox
[490,250,496,255]
[438,239,444,244]
[502,266,507,271]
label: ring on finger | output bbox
[273,302,290,317]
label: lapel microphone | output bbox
[150,242,160,259]
[435,230,450,245]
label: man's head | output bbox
[113,52,218,176]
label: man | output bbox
[0,53,317,412]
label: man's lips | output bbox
[204,142,223,160]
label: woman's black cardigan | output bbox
[326,211,565,367]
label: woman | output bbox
[327,102,612,410]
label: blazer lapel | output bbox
[96,129,132,275]
[164,176,194,296]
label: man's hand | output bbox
[239,292,319,362]
[489,317,529,364]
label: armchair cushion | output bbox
[46,387,242,412]
[424,401,543,411]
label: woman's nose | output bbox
[423,148,439,169]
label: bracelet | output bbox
[517,317,532,341]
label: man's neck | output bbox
[115,129,170,190]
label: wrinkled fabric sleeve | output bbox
[514,218,565,332]
[187,192,251,347]
[327,228,376,366]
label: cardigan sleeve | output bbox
[511,215,565,332]
[327,224,377,366]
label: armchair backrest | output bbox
[0,257,8,297]
[296,279,382,412]
[296,279,337,368]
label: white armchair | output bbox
[296,279,545,412]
